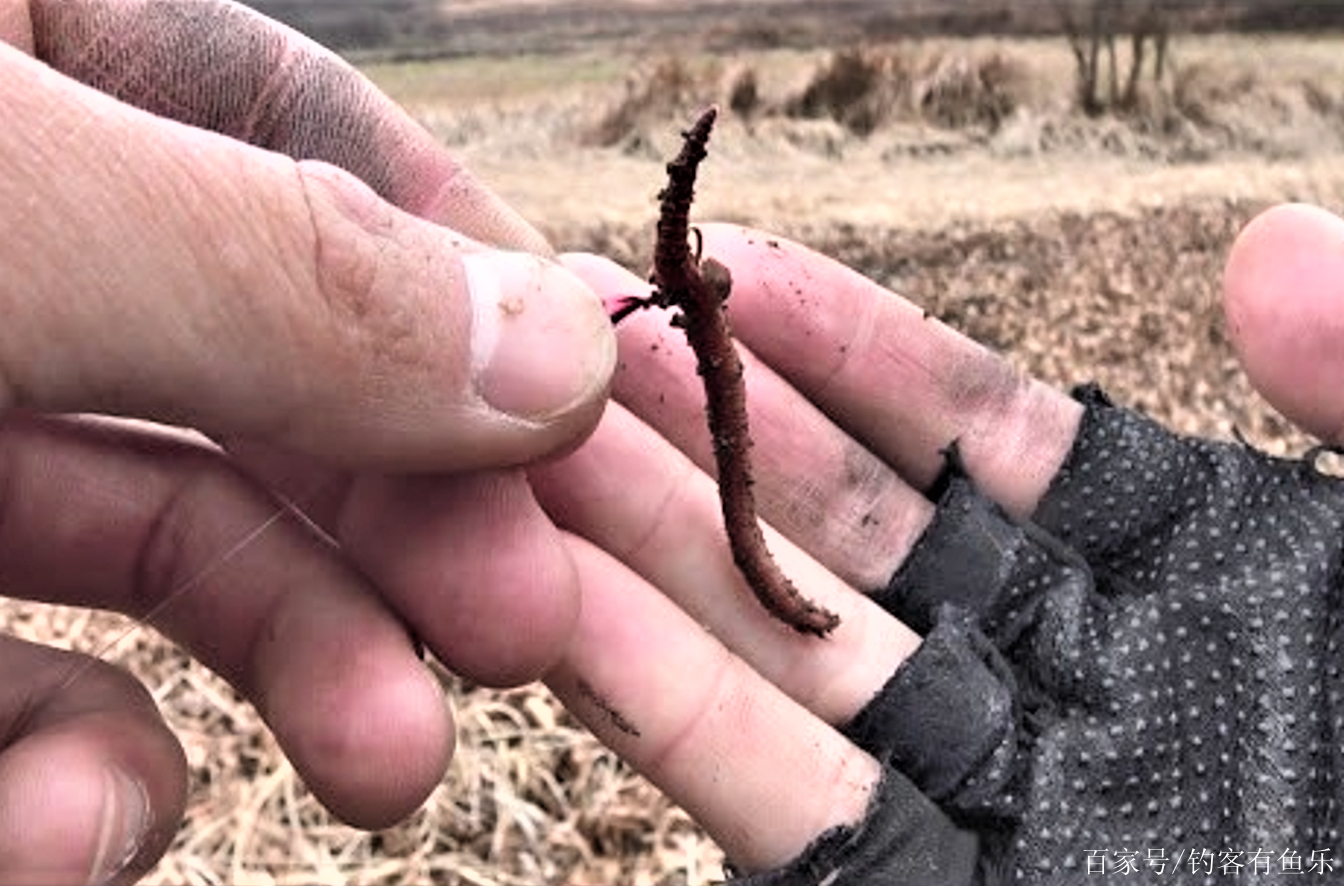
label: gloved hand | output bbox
[739,380,1344,884]
[534,203,1344,885]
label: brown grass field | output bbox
[8,4,1344,884]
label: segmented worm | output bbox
[619,106,840,638]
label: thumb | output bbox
[0,44,614,471]
[0,639,186,886]
[1223,203,1344,445]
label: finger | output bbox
[530,401,922,725]
[546,535,884,873]
[0,637,184,886]
[218,434,581,687]
[220,438,580,689]
[22,0,548,253]
[565,252,933,592]
[0,42,614,471]
[1223,202,1344,444]
[683,225,1084,517]
[0,414,452,828]
[336,468,581,687]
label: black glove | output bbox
[733,384,1344,885]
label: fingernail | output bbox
[463,251,617,422]
[87,767,150,886]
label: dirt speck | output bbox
[578,679,641,738]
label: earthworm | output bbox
[617,106,840,638]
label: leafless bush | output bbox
[728,67,762,119]
[784,47,909,136]
[1171,60,1255,128]
[582,56,716,148]
[786,46,1031,136]
[582,56,776,149]
[1058,0,1172,116]
[914,50,1032,130]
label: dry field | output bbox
[8,11,1344,886]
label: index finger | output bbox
[15,0,548,253]
[697,224,1084,517]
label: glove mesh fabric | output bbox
[735,386,1344,885]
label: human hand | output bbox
[0,1,615,882]
[530,203,1344,882]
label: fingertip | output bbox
[1225,203,1344,443]
[227,543,455,829]
[0,721,183,886]
[240,161,616,472]
[463,250,617,432]
[268,649,454,830]
[300,162,619,441]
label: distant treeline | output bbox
[889,1,1344,37]
[239,0,440,50]
[241,0,1344,56]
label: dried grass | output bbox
[782,44,1033,135]
[581,56,723,149]
[577,37,1344,166]
[1164,59,1344,158]
[583,43,1034,148]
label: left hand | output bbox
[531,205,1344,878]
[532,220,1083,870]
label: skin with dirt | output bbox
[617,107,840,637]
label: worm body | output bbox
[647,107,840,638]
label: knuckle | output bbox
[297,162,384,324]
[295,161,428,374]
[130,452,245,623]
[941,342,1033,423]
[773,439,924,590]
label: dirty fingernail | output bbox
[88,767,150,886]
[464,251,617,422]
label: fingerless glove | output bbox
[735,385,1344,885]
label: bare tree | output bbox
[1057,0,1171,115]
